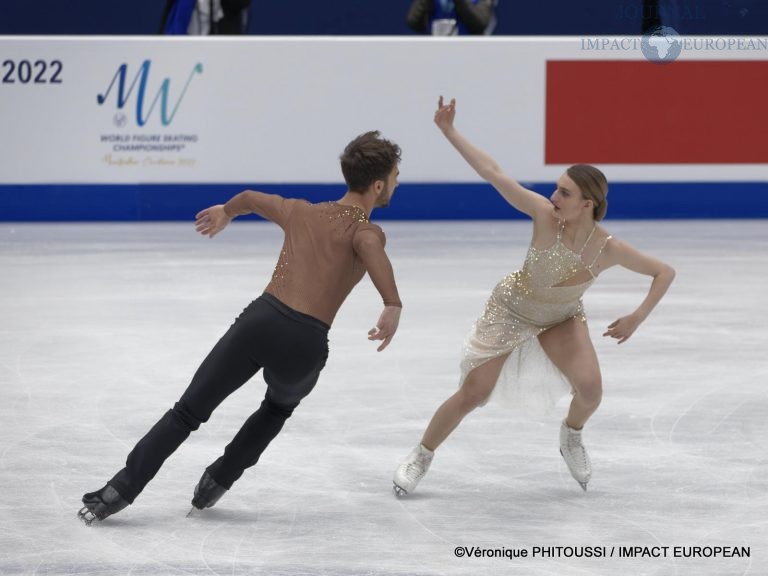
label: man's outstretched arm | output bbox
[195,191,293,237]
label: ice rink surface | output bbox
[1,219,766,576]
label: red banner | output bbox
[545,60,768,164]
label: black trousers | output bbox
[108,293,329,503]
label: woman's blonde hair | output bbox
[567,164,608,221]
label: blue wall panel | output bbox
[1,182,765,222]
[2,0,765,36]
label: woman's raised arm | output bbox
[434,96,551,219]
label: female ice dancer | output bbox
[393,97,675,494]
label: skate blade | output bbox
[186,507,197,518]
[77,507,97,526]
[579,482,588,492]
[392,483,408,497]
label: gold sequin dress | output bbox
[460,221,611,415]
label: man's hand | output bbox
[195,205,231,238]
[368,306,401,352]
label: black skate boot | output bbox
[189,471,228,513]
[77,484,129,526]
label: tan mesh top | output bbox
[224,192,401,326]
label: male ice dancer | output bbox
[78,131,403,524]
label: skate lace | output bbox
[404,453,430,481]
[567,433,588,467]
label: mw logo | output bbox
[97,60,203,127]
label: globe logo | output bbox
[641,26,683,64]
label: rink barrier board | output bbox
[3,38,767,187]
[0,182,765,221]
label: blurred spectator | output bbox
[160,0,251,35]
[643,0,687,33]
[407,0,498,36]
[642,0,661,31]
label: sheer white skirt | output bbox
[458,317,576,416]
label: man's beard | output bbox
[376,189,392,208]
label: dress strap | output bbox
[587,235,613,277]
[577,225,597,255]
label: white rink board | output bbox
[1,36,767,184]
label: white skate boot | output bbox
[392,444,434,497]
[559,421,592,491]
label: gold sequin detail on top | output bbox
[323,203,369,252]
[324,203,369,277]
[325,202,368,224]
[271,248,289,288]
[323,204,371,280]
[461,221,609,377]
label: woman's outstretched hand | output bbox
[434,96,456,133]
[603,314,641,344]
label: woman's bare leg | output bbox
[538,317,602,429]
[392,353,510,496]
[420,353,509,451]
[538,317,601,489]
